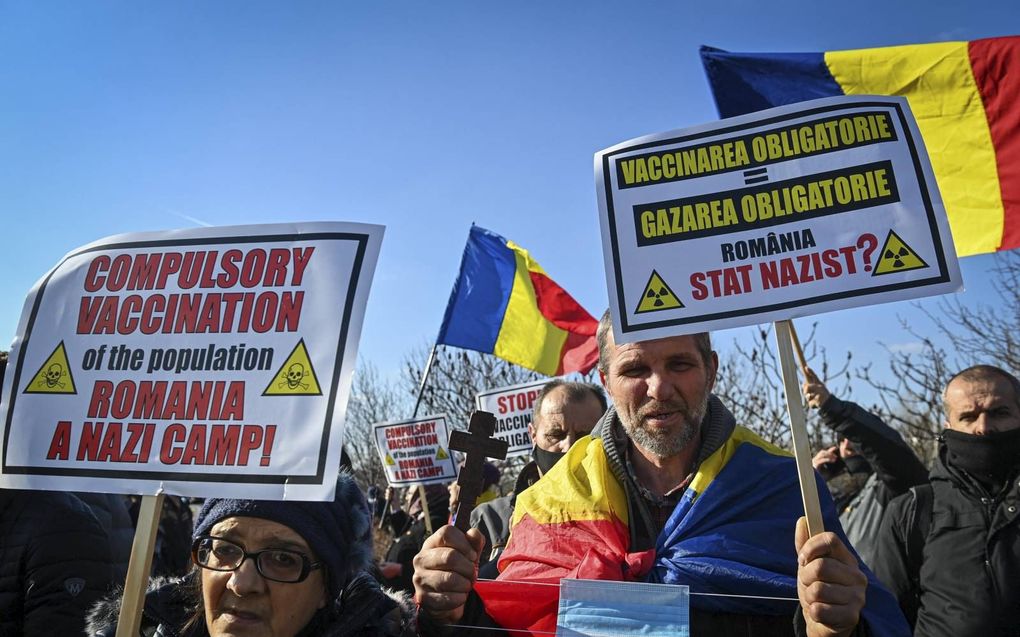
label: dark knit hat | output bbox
[193,472,371,597]
[482,461,501,489]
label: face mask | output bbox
[532,445,565,476]
[942,427,1020,480]
[557,578,690,637]
[842,455,872,475]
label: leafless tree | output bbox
[343,360,411,489]
[859,252,1020,466]
[714,322,853,451]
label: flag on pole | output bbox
[700,36,1020,257]
[437,225,598,376]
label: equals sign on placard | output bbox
[744,167,768,185]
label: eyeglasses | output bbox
[192,536,323,583]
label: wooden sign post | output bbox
[115,493,165,637]
[774,320,825,537]
[448,410,508,532]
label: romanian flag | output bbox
[474,425,910,636]
[437,225,598,376]
[700,36,1020,257]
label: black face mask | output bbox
[942,427,1020,481]
[842,455,872,476]
[532,445,566,476]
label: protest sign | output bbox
[595,95,962,343]
[475,378,549,458]
[374,414,458,486]
[0,222,382,501]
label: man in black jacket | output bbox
[803,368,928,567]
[872,364,1020,636]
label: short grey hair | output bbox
[596,309,712,374]
[943,364,1020,415]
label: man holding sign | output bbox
[413,313,909,636]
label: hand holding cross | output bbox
[448,410,508,532]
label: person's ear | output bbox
[707,351,719,390]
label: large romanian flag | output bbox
[437,225,599,376]
[700,36,1020,257]
[474,426,910,636]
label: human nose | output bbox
[971,413,993,435]
[645,371,676,401]
[226,555,266,596]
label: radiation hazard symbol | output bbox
[24,341,77,395]
[263,339,323,396]
[635,270,684,314]
[873,231,928,276]
[435,447,449,461]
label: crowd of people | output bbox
[0,320,1018,636]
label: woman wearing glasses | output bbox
[88,473,416,637]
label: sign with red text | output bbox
[475,379,549,457]
[374,415,458,487]
[0,222,382,501]
[595,95,962,343]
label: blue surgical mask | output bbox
[556,578,689,637]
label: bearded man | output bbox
[412,311,909,636]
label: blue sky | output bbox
[1,2,1015,403]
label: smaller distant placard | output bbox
[475,379,549,458]
[374,414,458,486]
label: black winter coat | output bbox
[872,448,1020,636]
[0,488,116,637]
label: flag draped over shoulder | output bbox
[700,36,1020,257]
[437,225,598,376]
[474,426,910,637]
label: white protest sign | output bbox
[595,95,962,343]
[374,414,458,486]
[475,379,549,458]
[0,222,382,501]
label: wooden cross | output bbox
[448,410,508,533]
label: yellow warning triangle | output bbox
[873,230,928,276]
[24,341,77,394]
[385,453,396,466]
[435,447,449,460]
[263,339,322,396]
[635,270,684,314]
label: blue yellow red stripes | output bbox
[700,36,1020,257]
[437,226,598,376]
[476,426,910,636]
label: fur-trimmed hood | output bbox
[86,572,416,637]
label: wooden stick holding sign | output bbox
[115,493,165,637]
[787,320,809,375]
[418,484,434,536]
[774,320,825,538]
[448,410,508,533]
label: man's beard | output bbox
[622,394,709,459]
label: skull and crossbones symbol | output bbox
[44,363,65,389]
[279,363,309,390]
